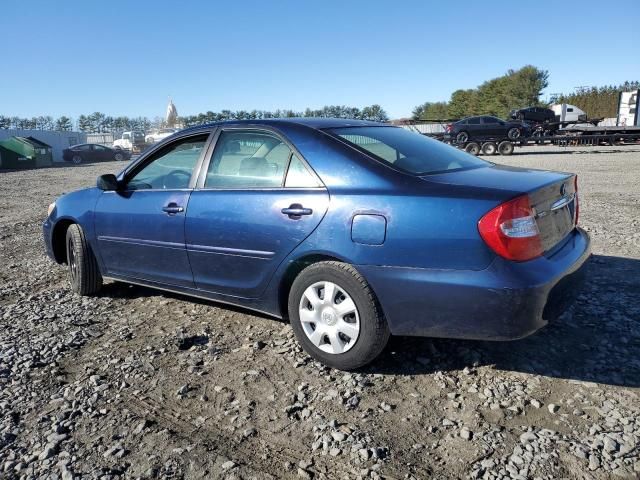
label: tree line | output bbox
[551,81,640,119]
[412,65,550,121]
[0,104,388,133]
[412,66,639,121]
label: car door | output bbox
[481,116,500,136]
[93,132,211,287]
[92,144,110,161]
[466,117,482,137]
[185,128,329,298]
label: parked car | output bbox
[510,107,556,123]
[44,118,590,370]
[145,128,179,144]
[62,144,131,164]
[445,116,530,144]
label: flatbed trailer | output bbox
[445,128,640,156]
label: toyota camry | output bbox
[43,118,590,370]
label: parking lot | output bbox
[1,145,639,479]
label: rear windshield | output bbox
[328,126,488,175]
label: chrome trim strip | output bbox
[186,243,274,259]
[97,235,185,250]
[550,194,575,211]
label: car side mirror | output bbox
[97,174,119,191]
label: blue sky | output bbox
[1,0,638,120]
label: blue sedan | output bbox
[43,118,590,370]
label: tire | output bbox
[481,142,497,155]
[498,140,514,156]
[65,224,103,296]
[288,261,390,370]
[456,131,469,144]
[507,127,521,140]
[72,154,82,164]
[465,142,480,155]
[114,152,124,161]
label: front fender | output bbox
[44,187,102,263]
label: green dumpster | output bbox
[0,137,37,169]
[26,136,54,167]
[0,136,54,169]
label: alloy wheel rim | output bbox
[72,155,81,164]
[299,281,360,354]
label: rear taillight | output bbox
[478,195,543,262]
[445,124,452,133]
[574,175,579,226]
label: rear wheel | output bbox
[498,140,514,156]
[72,154,82,164]
[481,142,497,155]
[456,131,469,144]
[288,261,389,370]
[465,142,480,155]
[66,224,102,295]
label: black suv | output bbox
[445,116,529,144]
[510,107,555,123]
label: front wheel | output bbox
[72,154,82,164]
[114,152,124,161]
[66,224,103,295]
[288,261,390,370]
[507,127,521,140]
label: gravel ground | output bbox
[1,145,639,479]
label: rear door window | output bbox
[285,154,322,188]
[205,130,290,188]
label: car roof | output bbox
[180,117,385,134]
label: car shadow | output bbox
[95,255,639,388]
[365,254,640,388]
[96,281,282,321]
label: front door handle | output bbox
[162,203,184,215]
[281,204,313,219]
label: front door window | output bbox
[127,135,208,190]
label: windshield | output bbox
[329,126,488,175]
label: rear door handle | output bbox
[162,203,184,214]
[281,204,313,219]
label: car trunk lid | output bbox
[422,164,577,254]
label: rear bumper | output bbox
[357,228,591,340]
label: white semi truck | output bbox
[113,131,146,153]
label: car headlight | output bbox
[47,202,56,217]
